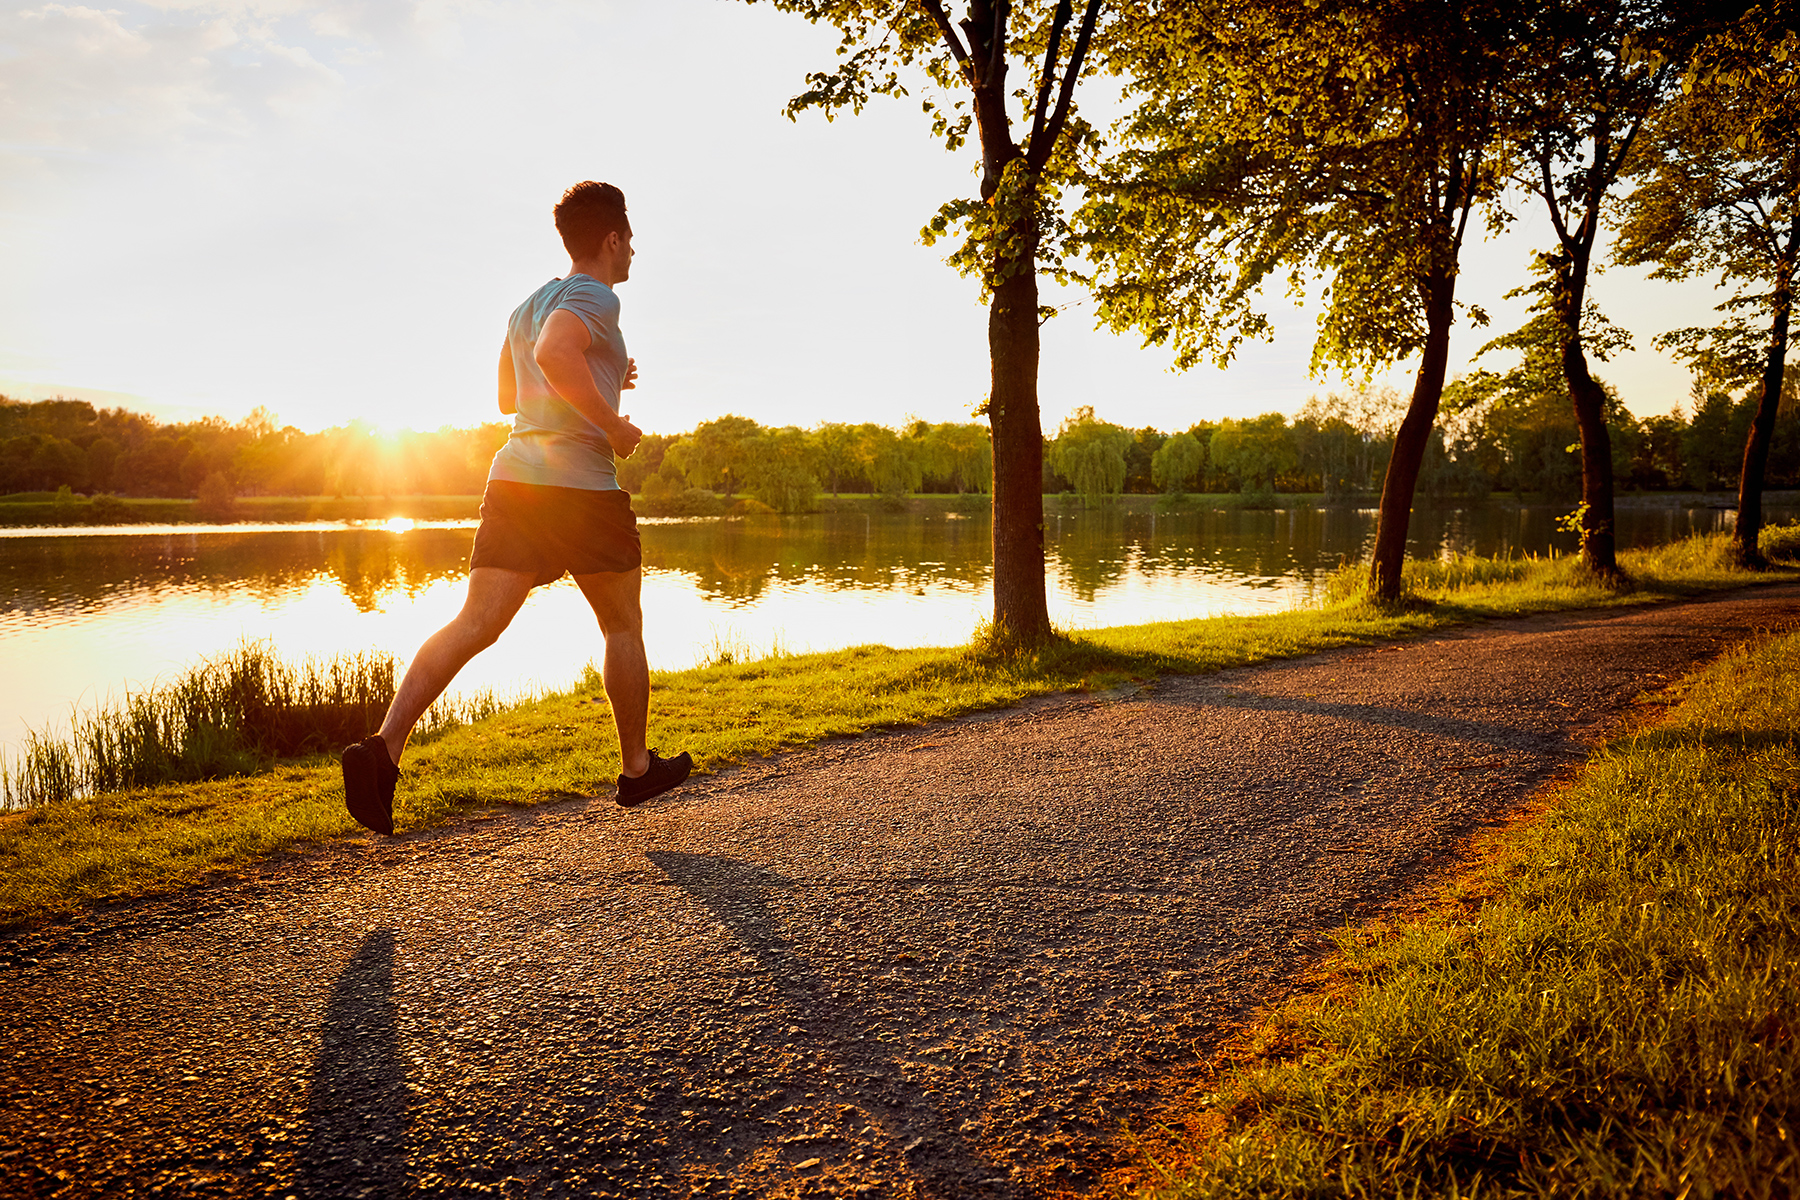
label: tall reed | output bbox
[1,642,398,808]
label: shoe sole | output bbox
[342,742,396,835]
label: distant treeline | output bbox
[4,372,1796,516]
[0,400,506,503]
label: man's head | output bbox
[555,181,632,281]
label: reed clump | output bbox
[1,642,398,808]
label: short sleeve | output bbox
[554,280,620,345]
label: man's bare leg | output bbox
[377,567,535,762]
[573,567,650,777]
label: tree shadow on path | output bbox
[298,927,410,1198]
[647,849,1025,1198]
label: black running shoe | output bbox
[342,735,399,835]
[616,749,693,808]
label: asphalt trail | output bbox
[4,584,1798,1199]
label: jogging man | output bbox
[341,181,692,835]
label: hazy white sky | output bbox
[1,0,1727,436]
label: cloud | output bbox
[0,1,361,182]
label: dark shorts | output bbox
[469,480,641,586]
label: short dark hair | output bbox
[554,182,630,258]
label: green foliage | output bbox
[1151,431,1205,494]
[1081,0,1516,376]
[194,471,236,521]
[1209,414,1299,499]
[745,425,822,513]
[1050,405,1132,505]
[1615,21,1798,431]
[663,414,763,497]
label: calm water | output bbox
[0,500,1778,758]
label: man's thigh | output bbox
[572,568,643,639]
[461,567,537,631]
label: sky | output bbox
[0,0,1733,438]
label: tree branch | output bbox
[1539,148,1575,255]
[1026,0,1074,159]
[1028,0,1101,172]
[989,0,1009,90]
[918,0,972,80]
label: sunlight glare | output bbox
[383,517,414,534]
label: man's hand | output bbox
[623,357,638,390]
[610,413,643,458]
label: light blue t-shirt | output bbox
[487,274,627,490]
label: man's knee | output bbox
[595,600,643,642]
[575,570,643,638]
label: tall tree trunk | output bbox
[988,256,1051,640]
[1734,279,1792,567]
[1565,343,1618,575]
[1551,251,1620,577]
[1369,269,1456,600]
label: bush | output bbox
[84,494,135,525]
[196,471,236,521]
[1760,519,1800,563]
[631,485,727,518]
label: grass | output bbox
[0,642,512,810]
[1110,627,1800,1199]
[0,643,398,807]
[0,529,1795,925]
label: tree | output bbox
[741,0,1106,641]
[859,423,925,497]
[1049,405,1131,505]
[665,415,764,497]
[1505,0,1711,575]
[915,421,993,493]
[1462,277,1634,501]
[1084,0,1520,598]
[1151,430,1204,494]
[808,422,862,496]
[745,425,822,512]
[1209,413,1298,501]
[196,470,237,521]
[1613,18,1798,563]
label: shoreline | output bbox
[2,488,1794,530]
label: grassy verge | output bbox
[1,531,1795,925]
[1113,627,1800,1199]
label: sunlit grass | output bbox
[1111,630,1800,1199]
[0,529,1795,923]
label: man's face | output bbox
[607,229,634,282]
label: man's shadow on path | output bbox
[298,927,410,1198]
[647,849,1022,1197]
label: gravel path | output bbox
[5,584,1799,1200]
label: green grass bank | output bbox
[1,530,1796,927]
[1114,625,1800,1199]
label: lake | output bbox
[0,498,1781,760]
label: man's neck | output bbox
[568,256,622,287]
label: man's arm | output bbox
[498,342,517,415]
[533,309,643,458]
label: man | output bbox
[341,181,692,835]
